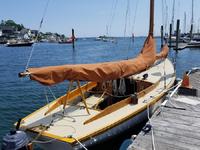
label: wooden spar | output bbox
[77,81,90,115]
[161,25,164,48]
[72,28,75,49]
[149,0,154,36]
[84,97,132,125]
[63,80,73,110]
[44,82,97,115]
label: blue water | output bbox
[0,37,200,147]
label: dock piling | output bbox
[169,24,172,48]
[175,19,180,51]
[72,28,75,49]
[161,25,164,48]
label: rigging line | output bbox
[107,0,115,26]
[108,0,118,36]
[171,0,175,32]
[44,87,50,108]
[106,0,115,36]
[147,103,156,150]
[48,86,57,100]
[162,0,168,34]
[131,0,139,33]
[123,0,131,59]
[123,0,130,37]
[25,0,50,71]
[129,0,139,56]
[47,86,64,112]
[165,0,168,34]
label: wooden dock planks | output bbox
[128,70,200,150]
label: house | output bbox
[0,25,16,37]
[31,30,38,37]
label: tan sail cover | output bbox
[28,35,156,86]
[156,44,169,59]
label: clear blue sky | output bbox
[0,0,199,37]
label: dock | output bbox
[128,69,200,150]
[170,42,200,50]
[170,43,188,50]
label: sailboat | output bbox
[9,0,175,150]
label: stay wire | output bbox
[25,0,51,71]
[123,0,130,38]
[108,0,118,36]
[131,0,139,33]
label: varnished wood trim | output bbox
[137,80,159,99]
[45,82,97,115]
[77,81,90,115]
[84,97,132,125]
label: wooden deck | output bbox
[128,69,200,150]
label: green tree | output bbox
[2,20,25,31]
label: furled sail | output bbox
[156,44,169,60]
[27,35,156,86]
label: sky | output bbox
[0,0,199,37]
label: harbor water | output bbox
[0,37,200,149]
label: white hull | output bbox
[19,58,175,150]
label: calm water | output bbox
[0,37,200,148]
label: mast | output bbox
[198,18,200,33]
[191,0,194,25]
[190,0,194,40]
[171,0,175,34]
[149,0,154,36]
[183,12,186,34]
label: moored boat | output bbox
[5,39,34,47]
[2,0,176,150]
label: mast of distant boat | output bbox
[183,12,186,34]
[190,0,194,40]
[171,0,175,34]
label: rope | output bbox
[25,0,50,71]
[147,103,156,150]
[47,86,63,112]
[44,87,50,108]
[48,86,57,100]
[160,69,194,111]
[67,135,88,150]
[163,59,166,88]
[29,125,50,144]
